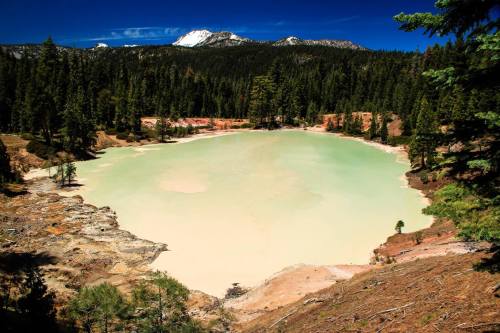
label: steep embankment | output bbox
[240,252,500,332]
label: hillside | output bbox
[241,252,499,332]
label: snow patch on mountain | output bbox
[173,30,213,47]
[172,29,365,50]
[96,43,109,48]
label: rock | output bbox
[0,180,168,301]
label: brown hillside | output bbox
[241,252,499,333]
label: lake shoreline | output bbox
[4,126,475,326]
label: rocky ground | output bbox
[0,177,167,305]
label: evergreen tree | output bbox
[0,138,13,184]
[132,271,202,333]
[64,161,76,185]
[306,101,319,125]
[395,220,405,234]
[380,114,388,144]
[63,86,95,155]
[249,75,274,127]
[96,89,114,128]
[409,97,439,168]
[68,283,129,333]
[17,267,58,333]
[34,37,59,144]
[156,97,170,142]
[368,112,378,139]
[127,76,143,134]
[326,118,335,132]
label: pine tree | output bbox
[127,76,142,134]
[0,138,13,184]
[380,114,388,144]
[395,220,405,234]
[409,97,439,168]
[64,161,76,185]
[96,89,114,128]
[17,267,57,332]
[368,113,378,139]
[156,97,170,142]
[68,283,130,333]
[132,271,198,333]
[63,85,95,155]
[35,37,59,144]
[306,101,319,125]
[249,75,274,127]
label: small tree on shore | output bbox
[395,220,405,234]
[326,118,334,132]
[368,113,378,139]
[156,99,170,143]
[64,161,76,185]
[55,161,65,186]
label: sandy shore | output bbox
[24,130,241,182]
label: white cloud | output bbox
[77,27,183,42]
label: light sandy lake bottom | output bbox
[69,131,432,296]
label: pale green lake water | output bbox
[71,131,431,296]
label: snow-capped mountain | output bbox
[95,43,109,48]
[173,30,251,47]
[173,30,365,50]
[274,36,302,46]
[173,30,213,47]
[274,36,365,50]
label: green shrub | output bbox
[104,128,117,135]
[26,140,57,159]
[419,170,429,184]
[387,135,412,146]
[115,132,129,140]
[423,184,500,242]
[20,133,36,141]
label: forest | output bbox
[0,1,499,332]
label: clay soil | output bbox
[241,251,500,333]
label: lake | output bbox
[71,130,431,296]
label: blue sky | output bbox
[0,0,448,50]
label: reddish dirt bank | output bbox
[322,112,402,136]
[240,252,500,333]
[0,134,44,172]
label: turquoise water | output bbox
[72,131,431,296]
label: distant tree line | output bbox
[0,39,443,150]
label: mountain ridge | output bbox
[173,29,366,50]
